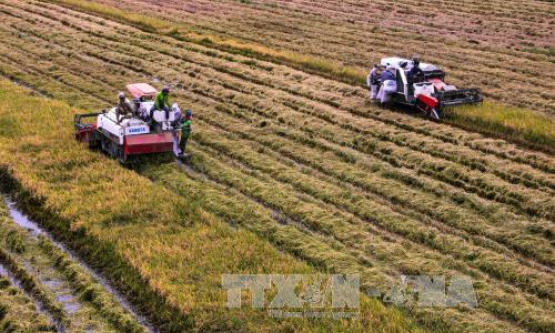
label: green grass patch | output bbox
[447,102,555,153]
[40,0,170,32]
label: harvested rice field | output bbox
[0,1,553,333]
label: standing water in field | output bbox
[6,198,44,236]
[2,196,160,333]
[0,262,8,275]
[0,261,64,332]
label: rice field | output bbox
[1,80,399,333]
[0,0,553,333]
[80,0,555,114]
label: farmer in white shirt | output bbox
[377,67,397,105]
[366,64,381,101]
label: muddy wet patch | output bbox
[0,261,61,332]
[0,195,159,333]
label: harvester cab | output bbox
[380,57,482,120]
[74,83,181,164]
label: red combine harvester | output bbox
[75,83,179,163]
[381,57,483,120]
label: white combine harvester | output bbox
[380,57,482,120]
[75,83,180,163]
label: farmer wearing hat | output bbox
[116,91,134,123]
[367,64,381,101]
[178,109,193,156]
[151,86,172,120]
[409,57,425,84]
[377,67,397,105]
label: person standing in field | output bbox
[171,103,182,157]
[151,87,172,120]
[179,110,193,156]
[367,64,381,101]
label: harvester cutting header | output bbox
[75,83,192,163]
[367,57,482,120]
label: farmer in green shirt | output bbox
[179,110,193,155]
[150,87,171,120]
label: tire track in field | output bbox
[0,262,63,332]
[0,197,158,333]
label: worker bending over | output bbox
[116,92,134,123]
[366,64,381,101]
[151,87,171,120]
[377,67,397,105]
